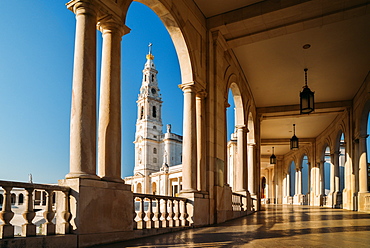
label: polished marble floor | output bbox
[96,205,370,247]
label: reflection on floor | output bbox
[96,205,370,247]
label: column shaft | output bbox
[196,91,207,192]
[67,2,99,179]
[97,19,127,182]
[248,144,255,195]
[235,126,248,192]
[180,84,197,192]
[359,137,368,193]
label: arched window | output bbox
[153,126,157,130]
[136,183,142,194]
[153,148,157,154]
[140,106,144,119]
[11,193,16,205]
[18,193,24,205]
[302,155,309,195]
[152,182,157,195]
[153,158,157,163]
[151,74,154,82]
[152,106,157,118]
[324,146,331,195]
[261,177,266,199]
[0,194,3,205]
[144,75,147,82]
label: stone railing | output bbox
[231,192,247,211]
[0,180,70,239]
[365,194,370,211]
[133,193,190,229]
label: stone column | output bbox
[97,17,129,182]
[330,153,335,194]
[358,136,368,193]
[66,1,99,179]
[179,83,197,192]
[248,143,256,196]
[333,151,340,193]
[235,125,248,192]
[320,161,325,195]
[196,90,207,193]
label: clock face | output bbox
[151,88,156,94]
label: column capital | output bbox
[235,125,248,131]
[178,82,196,92]
[196,89,207,99]
[67,0,97,16]
[97,15,131,37]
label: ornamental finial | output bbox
[146,43,154,60]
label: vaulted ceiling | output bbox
[193,0,370,165]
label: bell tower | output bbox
[133,44,163,192]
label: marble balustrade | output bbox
[0,180,70,239]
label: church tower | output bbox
[133,44,163,193]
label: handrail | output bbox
[133,193,190,230]
[0,180,71,239]
[0,180,69,192]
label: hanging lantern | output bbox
[300,68,315,114]
[270,147,276,164]
[290,124,299,150]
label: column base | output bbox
[65,172,100,180]
[100,176,124,183]
[57,178,133,246]
[178,191,210,226]
[358,191,370,211]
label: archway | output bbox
[261,177,266,200]
[137,183,142,193]
[226,81,246,193]
[301,155,309,204]
[18,193,24,205]
[152,182,157,195]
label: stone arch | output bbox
[359,100,370,137]
[152,182,157,195]
[18,193,24,205]
[134,0,195,85]
[136,182,142,193]
[11,193,16,205]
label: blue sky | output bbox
[0,1,182,183]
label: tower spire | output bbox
[146,43,154,60]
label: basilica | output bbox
[124,49,184,196]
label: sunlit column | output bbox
[297,169,302,195]
[196,90,207,192]
[97,17,130,182]
[179,83,197,192]
[330,153,335,194]
[66,1,99,179]
[333,151,340,193]
[248,143,255,195]
[359,136,369,193]
[320,161,325,195]
[235,125,248,192]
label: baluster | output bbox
[133,197,138,229]
[161,199,168,228]
[180,200,189,226]
[22,188,36,236]
[42,190,55,235]
[154,198,162,228]
[57,190,71,234]
[167,199,174,227]
[146,197,154,229]
[174,200,180,227]
[137,197,146,229]
[0,186,15,238]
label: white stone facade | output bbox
[124,49,183,196]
